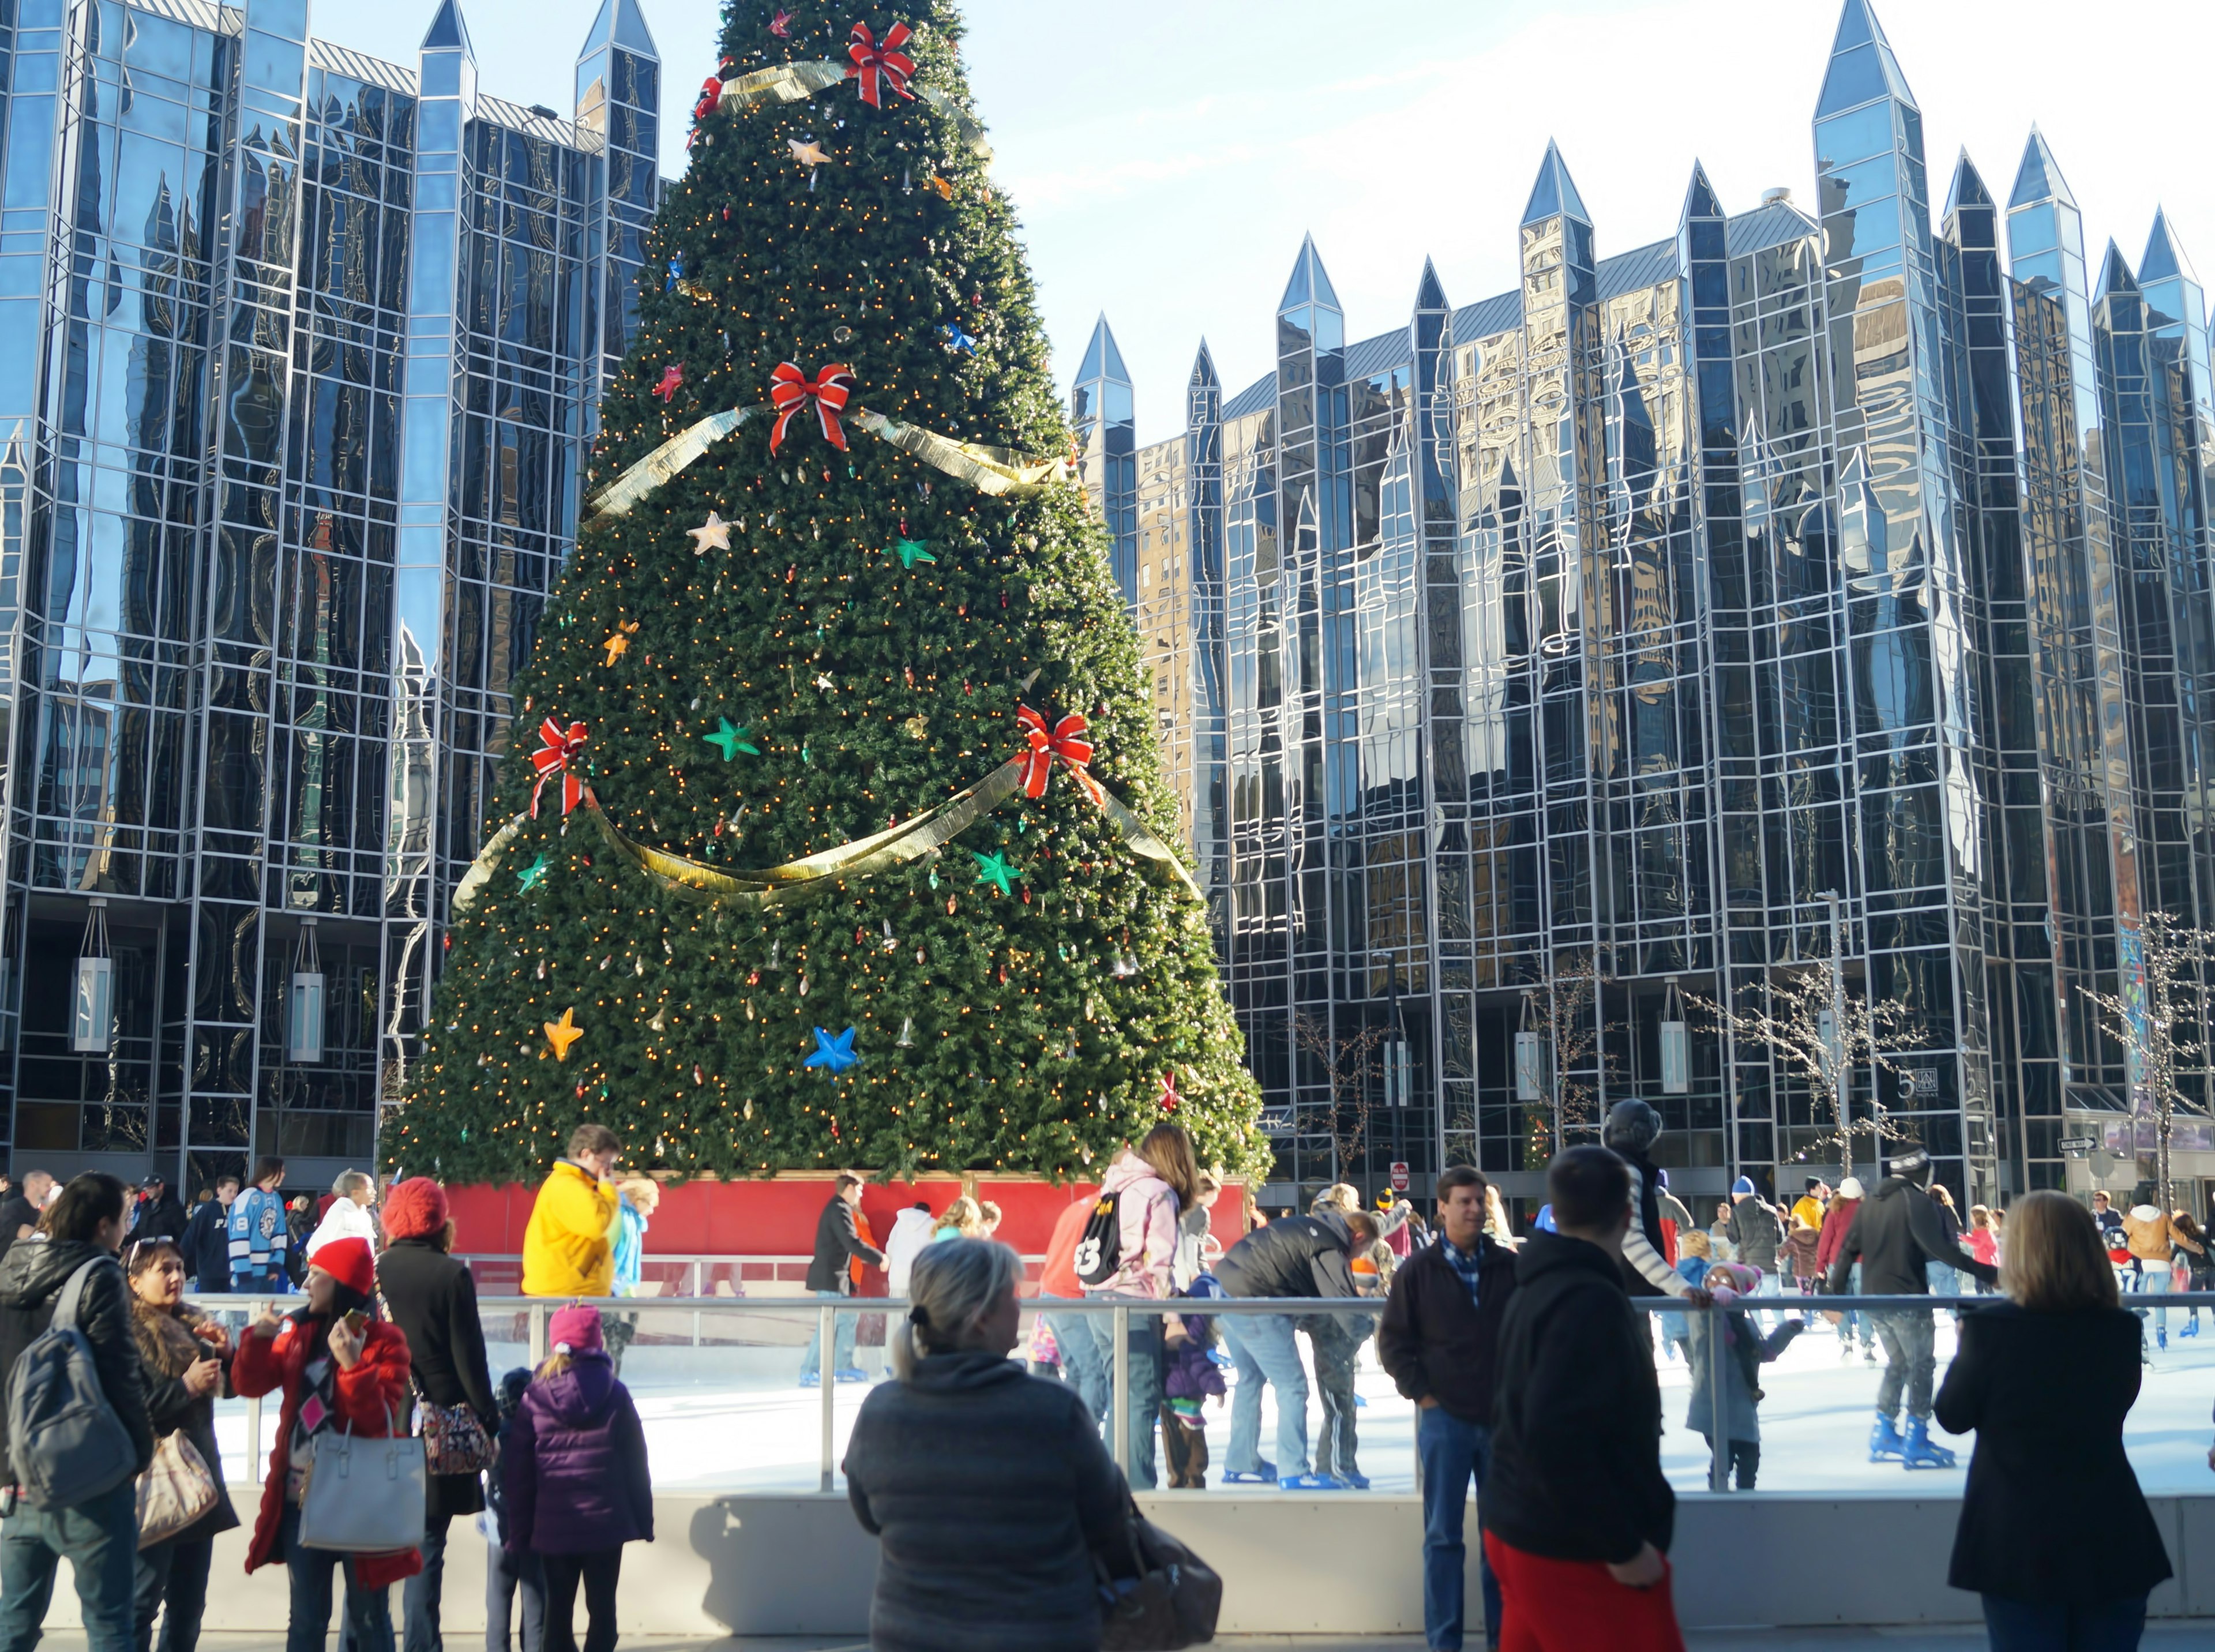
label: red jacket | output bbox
[1815,1197,1861,1275]
[231,1315,422,1587]
[1038,1197,1094,1298]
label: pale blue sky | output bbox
[341,0,2215,442]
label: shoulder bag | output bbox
[296,1403,427,1553]
[136,1431,219,1550]
[1097,1499,1221,1650]
[415,1381,493,1478]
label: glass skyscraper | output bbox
[1089,0,2215,1209]
[0,0,656,1192]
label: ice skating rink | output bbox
[202,1297,2215,1497]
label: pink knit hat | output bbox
[549,1304,605,1356]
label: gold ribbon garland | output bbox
[584,404,1068,521]
[454,748,1200,918]
[716,62,993,159]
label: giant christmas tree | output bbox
[388,0,1261,1186]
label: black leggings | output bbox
[540,1547,622,1652]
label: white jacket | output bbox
[883,1207,937,1300]
[303,1197,377,1259]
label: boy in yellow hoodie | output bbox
[522,1124,622,1296]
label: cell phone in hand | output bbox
[341,1309,367,1333]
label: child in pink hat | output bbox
[501,1305,652,1652]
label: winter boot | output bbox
[1900,1416,1957,1469]
[1867,1411,1906,1462]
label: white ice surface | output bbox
[202,1303,2215,1499]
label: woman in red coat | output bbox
[231,1235,419,1652]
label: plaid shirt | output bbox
[1441,1236,1484,1309]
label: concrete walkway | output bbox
[24,1631,2215,1651]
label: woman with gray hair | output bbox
[843,1238,1129,1651]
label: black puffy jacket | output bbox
[1213,1213,1360,1300]
[1826,1175,1999,1297]
[0,1238,155,1484]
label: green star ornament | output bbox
[892,536,936,569]
[972,849,1019,896]
[516,853,552,892]
[704,718,760,760]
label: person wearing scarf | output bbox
[231,1236,419,1652]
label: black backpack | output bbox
[1073,1192,1122,1286]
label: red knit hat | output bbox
[381,1177,450,1244]
[310,1236,376,1299]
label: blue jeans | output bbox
[796,1290,857,1379]
[1981,1591,2146,1652]
[1417,1405,1501,1651]
[401,1512,450,1652]
[1835,1262,1872,1348]
[133,1530,214,1652]
[0,1478,140,1652]
[1221,1311,1309,1480]
[278,1501,395,1652]
[1040,1296,1109,1424]
[1090,1297,1165,1491]
[485,1530,545,1652]
[1750,1268,1784,1330]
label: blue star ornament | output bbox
[940,322,978,356]
[804,1025,861,1076]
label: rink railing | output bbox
[193,1290,2208,1498]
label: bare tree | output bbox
[1516,956,1616,1159]
[1687,967,1913,1181]
[2077,911,2215,1213]
[1296,1011,1388,1187]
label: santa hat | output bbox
[549,1304,606,1356]
[311,1236,376,1301]
[381,1177,450,1243]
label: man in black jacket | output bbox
[1824,1144,1998,1468]
[798,1174,883,1388]
[0,1172,155,1652]
[127,1175,189,1248]
[1482,1147,1684,1651]
[1212,1207,1376,1490]
[181,1177,239,1294]
[1378,1166,1518,1652]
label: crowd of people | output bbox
[0,1126,659,1652]
[0,1118,2207,1652]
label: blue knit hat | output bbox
[1731,1176,1756,1196]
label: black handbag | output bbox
[1097,1501,1221,1650]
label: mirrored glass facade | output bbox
[0,0,655,1189]
[1095,0,2215,1208]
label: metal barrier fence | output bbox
[191,1291,2214,1500]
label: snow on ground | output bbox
[204,1299,2215,1498]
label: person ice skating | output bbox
[1816,1176,1874,1362]
[1211,1197,1376,1490]
[2121,1200,2177,1350]
[1934,1191,2171,1650]
[2172,1211,2210,1336]
[1725,1176,1786,1326]
[1601,1102,1710,1310]
[1159,1280,1226,1490]
[1377,1166,1518,1652]
[881,1202,936,1302]
[1034,1194,1108,1423]
[1482,1147,1685,1652]
[798,1174,884,1387]
[1784,1213,1820,1296]
[520,1127,621,1299]
[1824,1146,1999,1469]
[1078,1124,1198,1491]
[1791,1178,1830,1232]
[1683,1262,1803,1490]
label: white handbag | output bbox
[295,1405,426,1554]
[136,1431,219,1550]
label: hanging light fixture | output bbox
[1514,989,1546,1102]
[1660,977,1690,1094]
[72,899,113,1054]
[288,918,325,1065]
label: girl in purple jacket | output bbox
[502,1305,654,1652]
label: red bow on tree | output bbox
[530,718,590,817]
[1015,704,1102,803]
[692,74,720,124]
[768,361,857,453]
[846,21,915,108]
[1159,1070,1181,1113]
